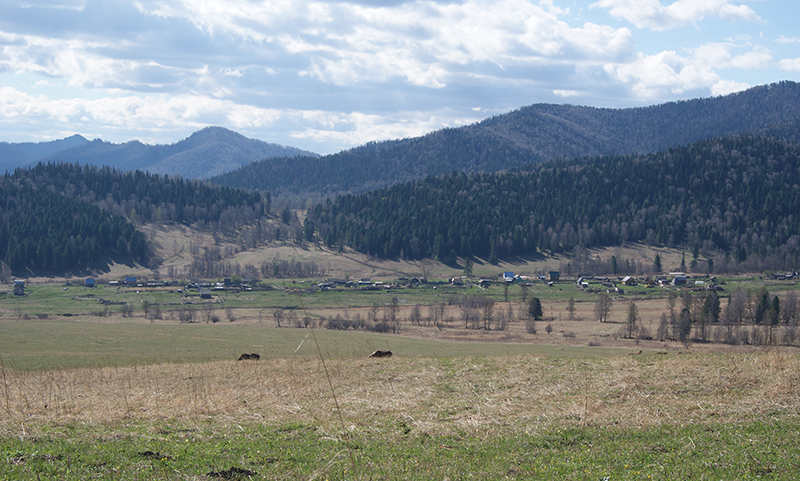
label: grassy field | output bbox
[1,350,799,479]
[3,259,800,478]
[0,319,626,370]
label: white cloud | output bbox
[0,86,279,130]
[710,79,750,96]
[134,0,636,90]
[0,32,175,90]
[553,89,581,97]
[15,1,86,11]
[692,43,771,69]
[603,43,763,99]
[0,0,788,154]
[591,0,761,31]
[0,86,478,152]
[779,58,800,72]
[291,109,482,148]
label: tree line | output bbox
[0,181,146,273]
[609,287,799,347]
[11,162,269,228]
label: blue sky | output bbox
[0,0,798,154]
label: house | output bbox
[108,280,120,287]
[199,288,212,299]
[84,278,96,288]
[13,279,25,296]
[548,271,560,282]
[125,276,137,286]
[503,271,515,282]
[621,276,636,286]
[671,275,687,286]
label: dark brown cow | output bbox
[369,350,393,358]
[237,353,260,361]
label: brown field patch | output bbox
[2,350,798,437]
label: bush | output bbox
[525,319,537,334]
[371,321,392,333]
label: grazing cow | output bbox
[237,353,260,361]
[369,350,393,358]
[628,350,642,356]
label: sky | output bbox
[0,0,798,155]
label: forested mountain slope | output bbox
[0,163,269,275]
[213,81,800,198]
[307,135,800,272]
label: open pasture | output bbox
[0,319,621,371]
[3,275,800,479]
[1,343,799,479]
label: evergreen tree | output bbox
[528,297,543,320]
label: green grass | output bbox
[1,278,665,315]
[2,418,798,480]
[0,319,625,370]
[5,275,799,321]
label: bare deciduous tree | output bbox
[273,309,284,327]
[625,301,639,339]
[566,297,576,321]
[408,304,422,326]
[594,293,612,323]
[482,298,495,331]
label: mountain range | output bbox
[211,80,800,199]
[0,127,318,180]
[5,80,800,275]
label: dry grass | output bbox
[3,350,798,438]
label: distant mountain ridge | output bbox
[0,134,90,172]
[211,80,800,198]
[0,127,318,180]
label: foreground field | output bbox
[2,348,799,479]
